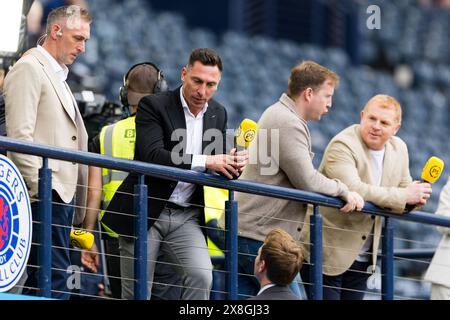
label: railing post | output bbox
[310,205,323,300]
[225,190,238,300]
[381,217,394,300]
[134,174,148,300]
[38,157,52,297]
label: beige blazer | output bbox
[4,48,88,224]
[424,177,450,287]
[299,124,412,275]
[237,93,348,242]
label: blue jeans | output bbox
[238,236,306,300]
[23,191,74,299]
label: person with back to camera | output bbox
[248,228,303,300]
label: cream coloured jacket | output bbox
[424,177,450,288]
[4,48,88,224]
[237,93,348,242]
[299,124,412,275]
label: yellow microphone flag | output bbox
[421,156,444,184]
[236,118,257,148]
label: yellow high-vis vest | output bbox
[203,186,228,257]
[99,116,136,238]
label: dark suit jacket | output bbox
[102,87,228,236]
[247,285,300,300]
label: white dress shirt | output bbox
[257,283,276,296]
[168,88,208,206]
[36,45,76,120]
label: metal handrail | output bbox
[1,136,448,300]
[2,136,449,226]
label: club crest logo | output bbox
[244,129,255,143]
[0,155,32,292]
[429,165,441,178]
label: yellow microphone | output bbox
[406,156,444,212]
[70,229,94,250]
[235,118,257,148]
[421,156,444,183]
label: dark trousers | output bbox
[23,191,74,299]
[301,260,371,300]
[104,237,122,299]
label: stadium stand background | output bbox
[58,0,450,299]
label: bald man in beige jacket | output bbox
[299,94,432,300]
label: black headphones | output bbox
[118,62,168,109]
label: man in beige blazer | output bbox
[237,61,364,299]
[424,177,450,300]
[3,5,91,299]
[299,94,432,300]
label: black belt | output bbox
[165,202,190,210]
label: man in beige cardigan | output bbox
[424,176,450,300]
[237,61,364,299]
[4,5,91,299]
[299,94,433,299]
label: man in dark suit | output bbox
[102,48,247,299]
[248,228,303,300]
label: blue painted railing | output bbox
[1,136,449,300]
[37,158,52,297]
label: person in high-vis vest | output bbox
[204,186,227,258]
[204,118,259,261]
[82,61,231,300]
[81,62,169,298]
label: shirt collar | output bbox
[279,93,307,124]
[180,86,208,118]
[257,283,276,296]
[37,45,69,81]
[369,146,386,155]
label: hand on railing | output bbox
[340,191,365,213]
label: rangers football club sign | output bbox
[0,154,32,292]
